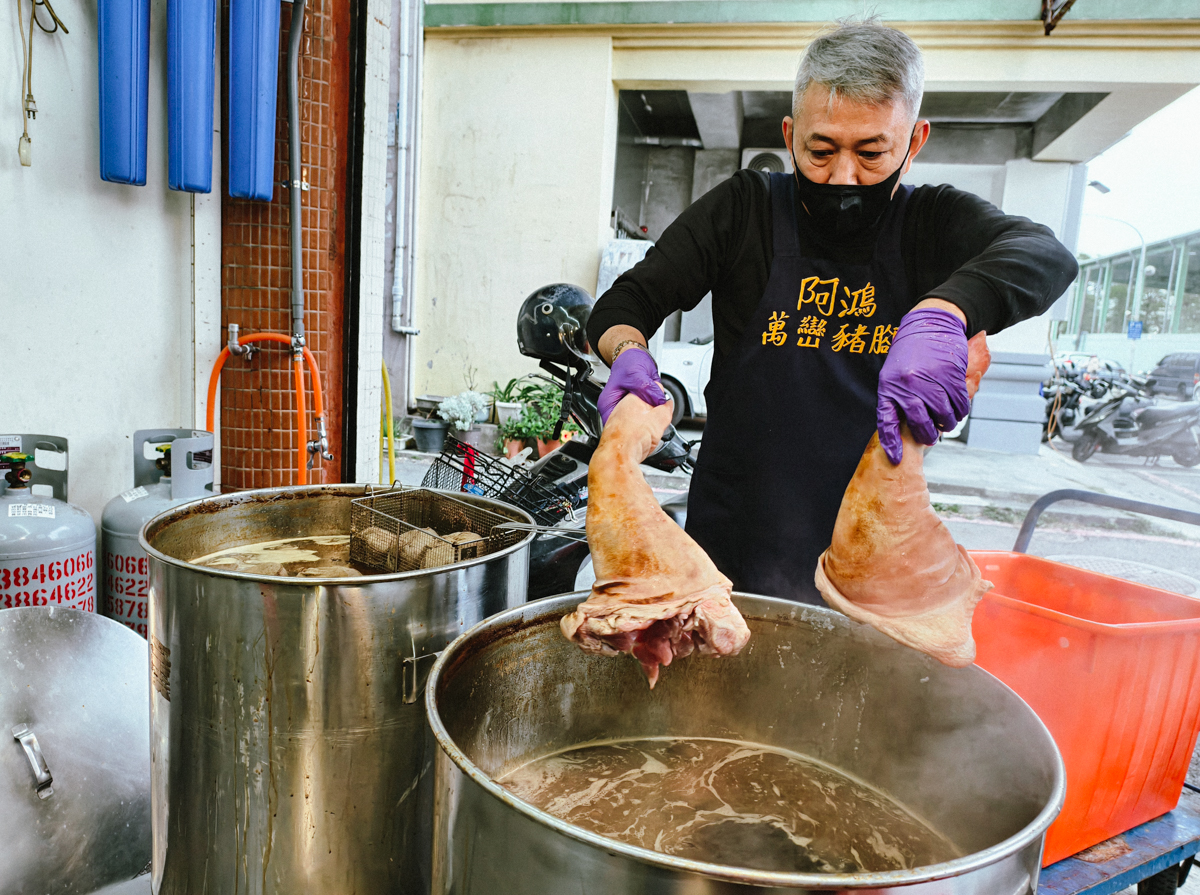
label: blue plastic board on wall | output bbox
[97,0,150,185]
[167,0,216,193]
[227,0,281,201]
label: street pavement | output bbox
[924,437,1200,542]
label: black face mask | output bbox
[790,131,913,239]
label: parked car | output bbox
[658,336,714,425]
[1146,352,1200,401]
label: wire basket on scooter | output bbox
[420,437,575,526]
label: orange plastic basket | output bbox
[972,549,1200,866]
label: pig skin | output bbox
[815,333,993,668]
[560,394,751,688]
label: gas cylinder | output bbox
[0,435,97,612]
[101,429,213,636]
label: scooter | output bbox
[429,284,694,598]
[1071,379,1200,467]
[1042,376,1088,442]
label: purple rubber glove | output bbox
[876,307,970,465]
[598,347,668,424]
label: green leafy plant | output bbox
[489,376,541,405]
[500,381,581,442]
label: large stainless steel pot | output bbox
[141,484,534,895]
[427,593,1066,894]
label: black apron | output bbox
[685,173,916,605]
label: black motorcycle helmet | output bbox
[516,284,594,365]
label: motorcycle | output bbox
[1071,377,1200,467]
[423,284,694,598]
[1042,376,1088,442]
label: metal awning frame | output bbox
[1042,0,1079,35]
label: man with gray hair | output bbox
[586,19,1077,604]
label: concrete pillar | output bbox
[686,91,743,150]
[691,149,739,203]
[641,146,696,241]
[353,0,393,483]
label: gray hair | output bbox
[793,18,924,121]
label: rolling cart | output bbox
[1038,790,1199,894]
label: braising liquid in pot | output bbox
[192,535,367,576]
[499,736,959,873]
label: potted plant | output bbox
[498,415,529,459]
[411,415,449,453]
[516,381,580,457]
[439,391,498,452]
[489,376,539,427]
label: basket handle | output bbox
[1012,489,1200,553]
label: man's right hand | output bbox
[598,347,667,424]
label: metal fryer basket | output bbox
[349,487,527,573]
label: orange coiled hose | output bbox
[205,333,327,485]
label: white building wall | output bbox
[906,163,1008,208]
[0,0,222,524]
[413,34,617,398]
[911,158,1090,356]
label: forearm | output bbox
[911,186,1079,336]
[597,325,649,367]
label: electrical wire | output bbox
[16,0,67,164]
[18,0,33,152]
[1045,381,1064,454]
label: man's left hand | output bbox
[876,304,970,465]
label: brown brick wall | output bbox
[219,0,351,489]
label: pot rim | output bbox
[138,483,536,584]
[426,592,1067,889]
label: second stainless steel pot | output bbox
[427,593,1065,894]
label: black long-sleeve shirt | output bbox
[587,170,1079,376]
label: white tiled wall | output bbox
[354,0,394,483]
